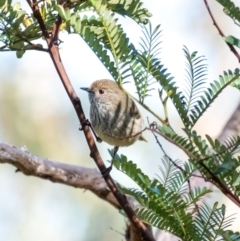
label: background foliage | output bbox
[1,0,240,240]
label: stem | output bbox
[162,97,169,124]
[124,89,168,125]
[203,0,240,62]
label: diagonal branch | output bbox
[203,0,240,62]
[26,0,154,240]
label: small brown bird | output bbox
[81,79,145,172]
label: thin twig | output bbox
[148,123,204,179]
[148,121,204,220]
[147,122,240,207]
[124,89,168,125]
[203,0,240,62]
[26,0,154,240]
[0,48,48,52]
[146,123,240,164]
[16,33,48,52]
[234,19,240,27]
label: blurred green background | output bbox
[1,0,240,240]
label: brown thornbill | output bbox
[81,79,146,174]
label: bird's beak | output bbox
[80,87,91,93]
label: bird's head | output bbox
[81,79,123,105]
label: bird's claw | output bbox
[149,121,158,130]
[101,146,119,177]
[96,137,102,143]
[79,119,102,143]
[102,165,112,177]
[79,119,91,131]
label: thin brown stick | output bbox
[26,1,154,240]
[203,0,240,62]
[147,119,201,175]
[148,121,208,217]
[0,37,48,52]
[150,127,204,179]
[15,33,48,52]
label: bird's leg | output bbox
[79,119,102,143]
[102,146,119,177]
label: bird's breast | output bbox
[89,101,143,146]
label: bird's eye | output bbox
[99,89,104,94]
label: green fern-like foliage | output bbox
[105,0,152,24]
[181,46,207,127]
[188,68,240,127]
[55,1,143,84]
[177,46,240,128]
[179,46,240,128]
[87,1,133,84]
[215,0,240,50]
[58,10,121,80]
[130,23,162,102]
[133,24,189,124]
[194,202,236,241]
[158,123,240,199]
[0,0,43,57]
[111,151,239,241]
[130,26,240,130]
[129,26,240,129]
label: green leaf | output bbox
[186,69,240,127]
[131,23,162,102]
[0,0,11,10]
[55,5,67,19]
[232,176,240,187]
[225,35,240,48]
[16,49,25,58]
[12,1,20,11]
[216,0,240,24]
[214,161,236,175]
[11,41,24,49]
[0,0,6,8]
[181,46,207,127]
[107,0,152,24]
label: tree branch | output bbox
[203,0,240,62]
[0,142,121,208]
[26,0,154,240]
[0,142,150,241]
[218,103,240,143]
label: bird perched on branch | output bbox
[81,79,146,173]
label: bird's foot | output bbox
[102,165,113,177]
[79,119,91,131]
[79,119,102,143]
[102,146,119,177]
[96,136,102,143]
